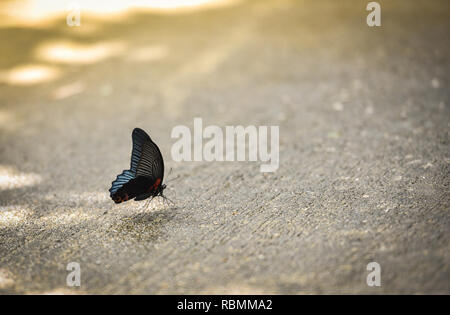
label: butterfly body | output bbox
[109,128,166,204]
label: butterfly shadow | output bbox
[112,202,180,242]
[125,204,179,224]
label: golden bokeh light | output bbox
[127,45,169,63]
[35,41,127,64]
[51,82,85,100]
[0,0,238,28]
[0,64,60,85]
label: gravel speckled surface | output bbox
[0,0,449,294]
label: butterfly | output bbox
[109,128,167,204]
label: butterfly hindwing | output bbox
[109,170,134,197]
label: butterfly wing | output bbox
[136,140,164,182]
[130,128,152,175]
[109,129,148,198]
[109,169,134,197]
[109,128,164,201]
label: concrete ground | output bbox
[0,0,449,294]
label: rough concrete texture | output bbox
[0,0,449,294]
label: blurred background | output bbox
[0,0,449,294]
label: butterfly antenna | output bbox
[166,174,180,183]
[165,167,181,183]
[148,196,157,210]
[144,197,154,210]
[138,200,147,210]
[166,186,177,203]
[172,188,177,200]
[161,193,175,206]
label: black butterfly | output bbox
[109,128,167,204]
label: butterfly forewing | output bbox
[136,140,164,181]
[130,128,152,175]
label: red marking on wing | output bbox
[147,178,161,192]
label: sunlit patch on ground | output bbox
[0,64,60,85]
[35,41,126,65]
[43,191,110,204]
[38,208,95,225]
[0,206,33,227]
[51,82,85,100]
[27,287,85,295]
[127,45,169,62]
[0,0,239,28]
[0,269,15,290]
[0,166,42,190]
